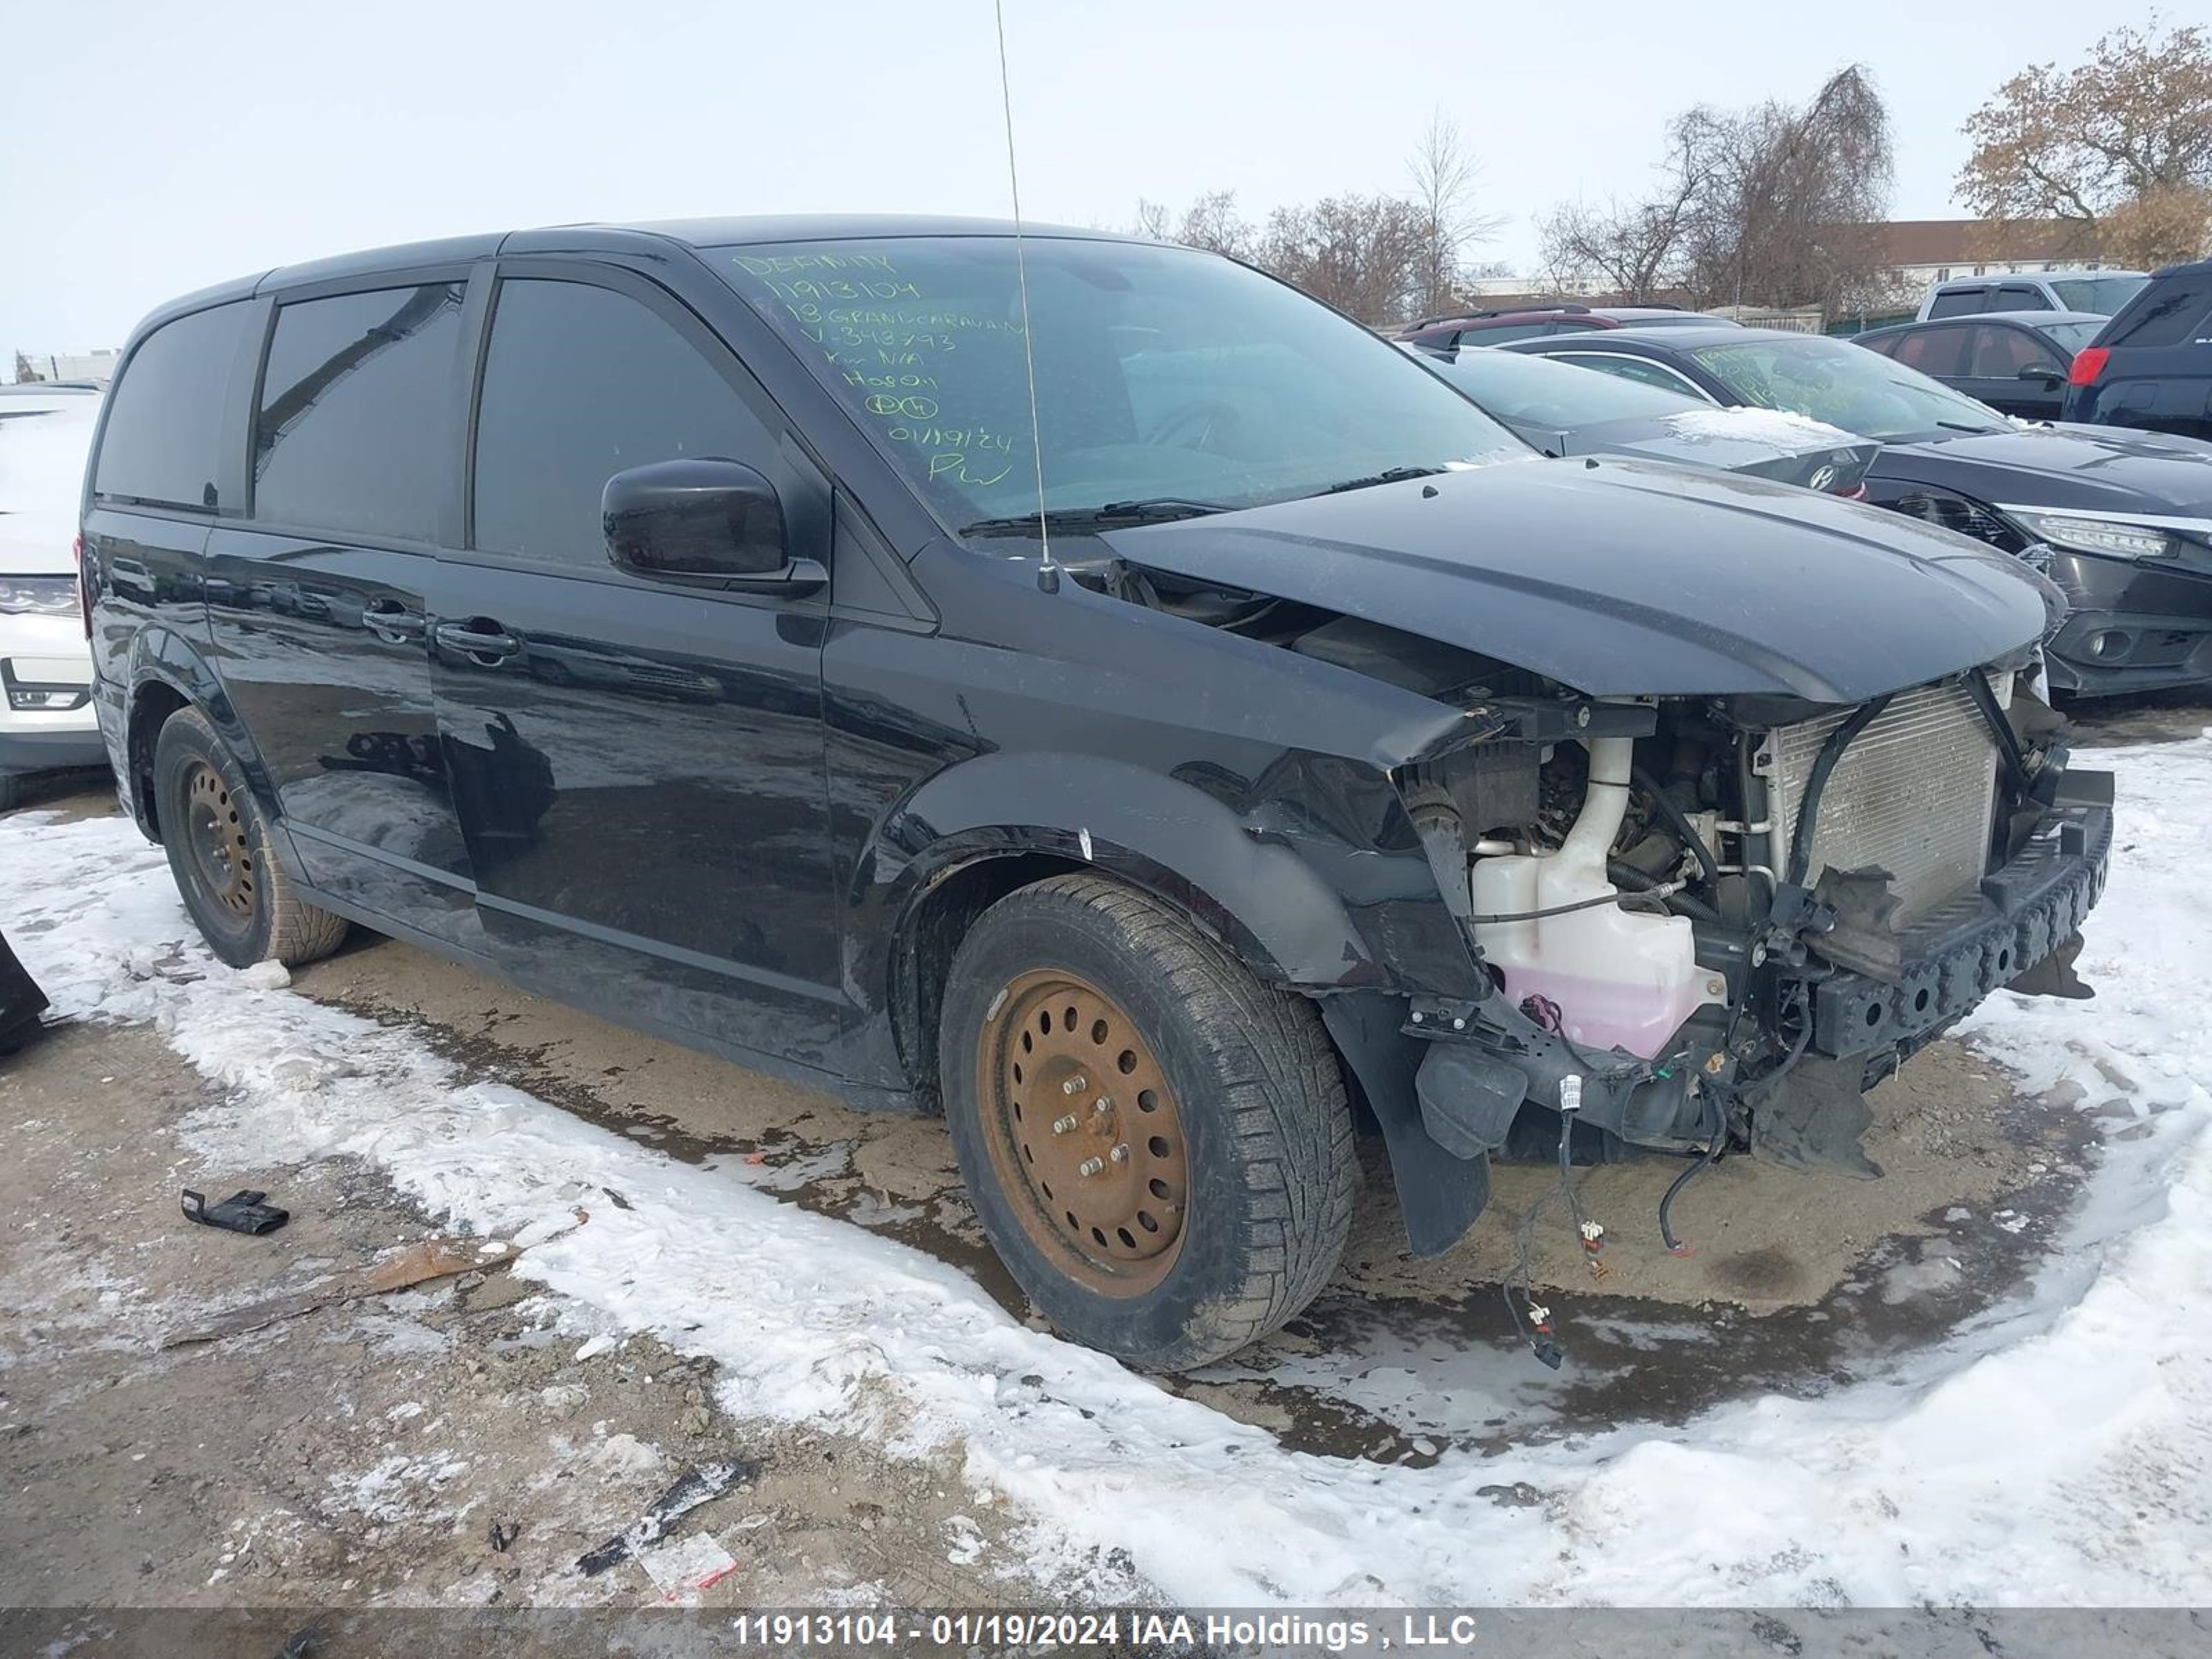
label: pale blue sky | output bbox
[1,0,2153,352]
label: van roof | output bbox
[133,217,1153,339]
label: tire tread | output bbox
[949,872,1356,1366]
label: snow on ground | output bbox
[3,738,2209,1606]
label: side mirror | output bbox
[2017,366,2064,387]
[603,458,818,588]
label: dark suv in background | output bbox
[81,218,2106,1371]
[2064,257,2212,443]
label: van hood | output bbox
[1875,422,2212,518]
[1107,456,2053,704]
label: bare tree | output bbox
[1405,112,1503,317]
[1255,195,1432,323]
[1674,66,1895,313]
[1958,20,2212,268]
[1173,189,1256,261]
[1538,129,1703,303]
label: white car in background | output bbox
[0,383,105,809]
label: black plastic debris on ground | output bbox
[0,928,49,1056]
[181,1188,290,1235]
[574,1460,752,1577]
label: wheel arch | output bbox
[120,630,282,845]
[874,753,1393,1110]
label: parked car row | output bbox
[1400,339,1877,494]
[1864,260,2212,446]
[73,216,2110,1368]
[1492,324,2212,697]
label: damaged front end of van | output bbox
[1080,458,2112,1268]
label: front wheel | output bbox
[153,707,350,970]
[939,873,1355,1369]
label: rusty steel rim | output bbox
[976,968,1189,1297]
[182,761,255,919]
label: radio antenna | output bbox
[993,0,1058,594]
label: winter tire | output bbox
[153,706,349,970]
[939,872,1355,1369]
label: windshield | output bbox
[1416,344,1700,428]
[1686,335,2004,441]
[714,236,1529,528]
[2050,274,2148,315]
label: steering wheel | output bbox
[1144,399,1243,452]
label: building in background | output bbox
[10,349,118,385]
[1855,218,2111,308]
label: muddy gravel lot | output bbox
[1,691,2203,1621]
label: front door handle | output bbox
[363,599,425,643]
[432,619,523,664]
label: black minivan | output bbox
[84,217,2110,1369]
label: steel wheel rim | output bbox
[976,968,1190,1298]
[182,762,255,920]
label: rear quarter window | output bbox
[93,301,253,510]
[252,283,466,540]
[2106,272,2212,350]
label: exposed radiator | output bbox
[1761,673,2009,921]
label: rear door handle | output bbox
[363,599,425,643]
[432,619,523,662]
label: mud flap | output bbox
[1320,994,1492,1257]
[1751,1053,1884,1179]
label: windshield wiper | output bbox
[958,498,1228,537]
[1309,465,1448,497]
[1935,420,2000,434]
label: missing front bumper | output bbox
[1801,800,2111,1058]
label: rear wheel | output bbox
[939,873,1355,1369]
[153,707,349,970]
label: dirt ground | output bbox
[0,688,2197,1611]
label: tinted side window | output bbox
[472,279,773,570]
[1459,323,1549,345]
[1893,326,1969,376]
[1995,285,2049,311]
[93,301,252,510]
[253,284,465,540]
[2107,271,2212,349]
[1927,288,1987,319]
[1857,334,1900,358]
[1966,325,2055,377]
